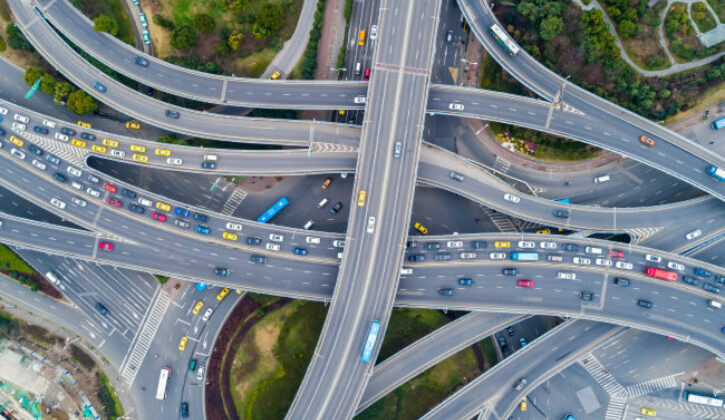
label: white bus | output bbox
[490,24,520,56]
[685,391,724,408]
[156,368,171,400]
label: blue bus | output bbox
[361,320,381,363]
[711,117,725,130]
[257,197,289,223]
[705,165,725,181]
[510,252,539,261]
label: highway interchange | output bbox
[0,0,723,419]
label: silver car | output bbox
[572,257,591,265]
[269,233,284,242]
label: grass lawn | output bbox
[705,0,724,21]
[691,2,717,32]
[70,0,135,45]
[0,244,38,275]
[377,309,450,363]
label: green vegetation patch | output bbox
[96,372,124,418]
[0,0,11,21]
[0,244,37,274]
[691,2,717,32]
[153,274,169,284]
[665,2,724,62]
[70,0,135,45]
[377,309,450,362]
[600,0,669,70]
[705,0,724,22]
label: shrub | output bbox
[152,14,175,31]
[93,15,119,36]
[23,66,43,86]
[6,25,33,51]
[193,13,216,34]
[223,0,252,13]
[66,90,98,115]
[0,36,6,52]
[228,31,244,51]
[171,25,198,50]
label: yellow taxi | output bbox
[640,407,656,417]
[414,222,428,235]
[178,336,188,351]
[357,190,367,207]
[270,71,281,80]
[235,289,243,294]
[494,241,511,248]
[71,138,87,148]
[77,121,92,129]
[102,138,119,148]
[216,288,230,301]
[536,229,551,235]
[519,398,527,411]
[222,232,238,241]
[91,145,107,154]
[132,154,148,162]
[155,201,171,212]
[9,136,24,147]
[338,109,345,115]
[130,144,146,153]
[155,148,171,157]
[192,301,204,315]
[126,121,141,130]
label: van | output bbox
[45,271,60,285]
[594,175,610,183]
[317,198,328,208]
[303,220,313,230]
[707,299,722,309]
[355,62,362,75]
[585,246,603,254]
[203,154,217,161]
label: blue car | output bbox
[53,172,66,183]
[142,30,151,45]
[519,337,527,347]
[174,207,190,218]
[194,225,210,235]
[458,278,474,286]
[694,267,712,277]
[93,82,106,93]
[128,204,144,214]
[292,247,308,256]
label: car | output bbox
[715,275,725,285]
[471,240,487,249]
[87,174,100,183]
[225,222,243,231]
[425,242,441,250]
[192,301,204,315]
[174,219,190,229]
[11,122,26,132]
[80,132,95,141]
[178,336,188,351]
[180,402,189,418]
[613,277,630,287]
[557,272,576,280]
[121,189,137,199]
[393,141,403,158]
[91,145,107,154]
[490,252,506,260]
[447,241,463,248]
[216,288,230,301]
[434,253,452,261]
[513,378,527,391]
[95,303,109,316]
[518,241,535,248]
[408,254,425,262]
[222,232,238,241]
[151,212,167,222]
[366,216,376,233]
[0,127,5,137]
[98,242,114,251]
[10,148,26,160]
[615,261,633,270]
[28,144,43,155]
[128,204,144,214]
[686,229,702,240]
[321,177,332,189]
[457,278,474,286]
[86,188,100,198]
[639,136,655,147]
[134,56,149,67]
[93,82,106,93]
[155,201,171,212]
[645,254,662,263]
[107,198,122,208]
[213,267,230,277]
[503,193,520,203]
[446,29,453,43]
[573,257,591,265]
[70,181,83,190]
[174,207,190,218]
[60,127,76,136]
[126,121,141,130]
[54,133,69,142]
[637,299,653,309]
[448,103,465,111]
[102,182,117,193]
[579,291,594,301]
[537,229,551,235]
[48,198,66,210]
[553,209,570,218]
[12,114,28,124]
[31,159,46,170]
[292,247,308,256]
[269,233,284,242]
[539,241,557,249]
[370,25,378,39]
[494,241,511,249]
[166,157,183,165]
[195,225,210,235]
[154,148,171,157]
[438,288,455,296]
[609,250,624,258]
[333,240,346,248]
[138,197,152,206]
[164,110,180,119]
[667,261,685,271]
[265,243,280,251]
[202,308,213,322]
[110,150,126,158]
[517,279,533,287]
[547,255,564,262]
[503,268,518,276]
[364,68,371,80]
[449,171,465,182]
[459,252,477,260]
[196,366,205,381]
[70,139,86,149]
[681,276,698,286]
[330,201,343,214]
[357,190,367,207]
[703,283,721,294]
[694,267,712,277]
[66,166,82,177]
[562,243,580,252]
[139,12,147,27]
[270,71,281,80]
[132,154,149,162]
[353,95,367,104]
[595,258,612,267]
[251,254,268,264]
[519,337,528,347]
[0,107,6,115]
[142,30,150,45]
[33,126,49,135]
[506,326,515,337]
[201,161,216,169]
[498,336,507,347]
[640,407,656,416]
[246,237,262,245]
[414,222,428,234]
[306,236,321,244]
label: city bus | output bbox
[644,267,678,282]
[155,367,171,400]
[489,24,520,56]
[360,320,381,363]
[705,165,725,181]
[510,252,539,261]
[685,391,724,407]
[711,117,725,130]
[257,197,289,223]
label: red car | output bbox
[517,279,534,288]
[102,182,117,193]
[107,197,122,208]
[364,68,371,81]
[98,242,114,251]
[151,212,167,222]
[609,250,624,258]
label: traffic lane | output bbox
[642,224,725,254]
[427,90,552,128]
[0,184,79,227]
[0,212,97,255]
[689,234,725,266]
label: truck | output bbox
[510,252,539,261]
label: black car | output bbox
[121,188,137,199]
[408,254,425,263]
[80,132,95,141]
[193,213,208,222]
[53,172,66,183]
[406,241,418,249]
[613,277,630,287]
[95,302,109,316]
[330,201,343,214]
[502,268,518,276]
[145,86,154,96]
[681,276,699,286]
[506,326,515,336]
[165,110,180,119]
[174,219,190,229]
[60,127,76,136]
[637,299,653,309]
[246,237,262,245]
[434,253,452,261]
[562,243,580,252]
[250,255,267,264]
[180,402,189,418]
[424,242,440,250]
[498,336,507,347]
[28,144,43,155]
[715,275,725,285]
[33,126,49,134]
[128,204,145,214]
[0,127,5,137]
[703,283,720,294]
[134,56,149,67]
[579,291,594,301]
[214,268,230,276]
[438,288,454,296]
[201,161,216,169]
[471,240,487,249]
[553,209,570,218]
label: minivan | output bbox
[593,175,610,183]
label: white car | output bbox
[370,25,378,40]
[667,261,685,271]
[10,148,25,160]
[448,103,465,111]
[353,96,367,104]
[86,187,100,198]
[110,150,126,158]
[42,120,57,128]
[645,254,662,263]
[447,240,463,248]
[0,107,7,115]
[400,267,413,275]
[31,159,46,170]
[226,222,243,231]
[201,307,213,322]
[54,133,69,142]
[70,181,83,190]
[66,166,82,177]
[13,114,29,123]
[333,240,345,248]
[489,252,507,260]
[306,236,321,244]
[459,252,477,260]
[503,193,520,203]
[366,216,376,233]
[50,197,66,209]
[615,261,633,270]
[518,241,535,248]
[196,366,204,381]
[87,174,100,184]
[265,243,280,251]
[539,241,557,249]
[11,122,26,131]
[71,197,87,207]
[166,157,183,165]
[573,257,591,265]
[685,229,702,240]
[138,197,152,206]
[557,272,576,280]
[269,233,284,242]
[595,258,612,267]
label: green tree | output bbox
[39,74,57,96]
[66,90,98,115]
[215,42,230,57]
[227,31,244,51]
[170,25,198,50]
[540,16,563,40]
[152,14,175,30]
[193,14,216,34]
[617,19,637,40]
[6,25,33,51]
[23,67,43,86]
[0,36,6,52]
[223,0,251,13]
[93,15,119,36]
[53,81,73,104]
[252,4,284,39]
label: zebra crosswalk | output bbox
[604,396,627,420]
[625,374,678,398]
[18,130,86,165]
[481,207,518,232]
[221,187,248,215]
[626,227,663,243]
[311,142,357,153]
[493,156,511,173]
[631,395,725,420]
[579,354,627,398]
